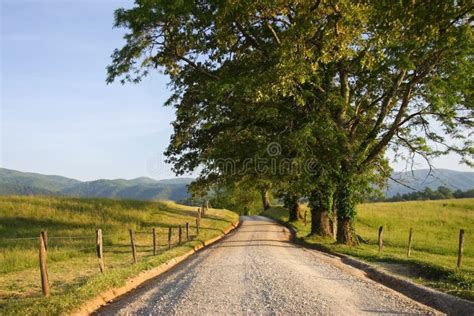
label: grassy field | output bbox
[0,196,238,315]
[262,198,474,300]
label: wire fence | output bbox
[1,207,208,299]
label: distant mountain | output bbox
[1,167,472,200]
[126,177,160,185]
[0,168,193,201]
[386,169,474,197]
[0,168,80,192]
[0,183,55,196]
[62,179,191,201]
[155,178,196,185]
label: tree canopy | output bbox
[108,0,473,244]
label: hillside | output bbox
[0,168,80,192]
[0,168,192,201]
[386,169,474,197]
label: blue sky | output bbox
[1,0,180,180]
[0,1,471,181]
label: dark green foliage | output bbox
[209,183,264,215]
[454,189,474,199]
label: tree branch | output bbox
[266,22,281,45]
[234,21,268,56]
[338,63,350,123]
[363,79,413,166]
[178,55,221,80]
[356,70,407,154]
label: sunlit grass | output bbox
[0,195,238,315]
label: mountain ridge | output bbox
[386,168,474,197]
[1,167,472,200]
[0,168,193,201]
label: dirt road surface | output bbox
[95,216,438,315]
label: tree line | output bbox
[107,1,473,245]
[373,186,474,202]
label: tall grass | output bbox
[262,198,474,300]
[0,196,238,315]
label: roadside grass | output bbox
[261,198,474,301]
[0,196,238,315]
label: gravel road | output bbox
[95,216,439,315]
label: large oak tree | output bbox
[108,0,473,244]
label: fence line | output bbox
[375,226,466,268]
[9,207,205,297]
[32,213,203,297]
[1,237,39,241]
[1,231,169,243]
[47,235,94,240]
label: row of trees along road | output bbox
[107,1,473,245]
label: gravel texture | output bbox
[95,216,439,315]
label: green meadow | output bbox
[262,198,474,301]
[0,195,238,315]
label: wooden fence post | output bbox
[152,228,157,256]
[179,226,182,244]
[96,229,105,273]
[196,218,199,235]
[129,229,137,264]
[378,226,383,252]
[204,200,209,216]
[39,232,50,297]
[457,229,465,269]
[202,202,207,217]
[168,226,172,250]
[43,231,48,251]
[186,223,189,241]
[407,228,413,257]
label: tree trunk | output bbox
[289,203,297,222]
[261,190,271,211]
[288,194,301,222]
[336,217,355,245]
[308,190,332,237]
[335,175,358,245]
[310,203,332,236]
[330,201,337,239]
[289,201,301,222]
